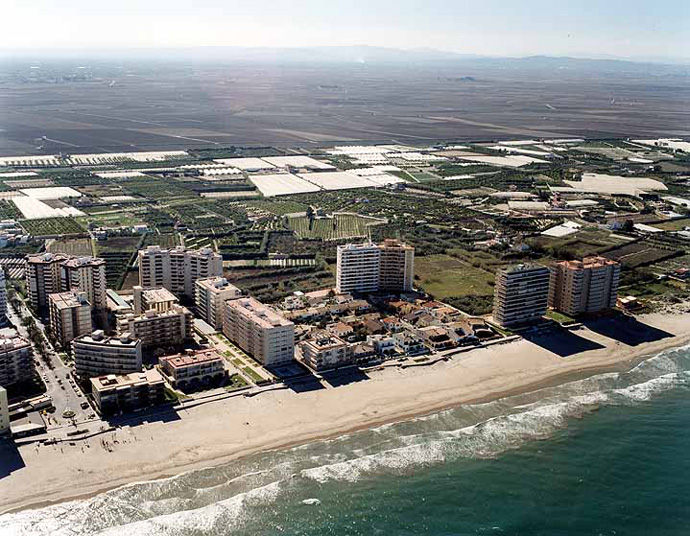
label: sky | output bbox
[3,0,689,60]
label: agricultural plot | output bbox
[142,232,179,249]
[604,241,681,268]
[19,187,82,200]
[13,196,85,219]
[415,254,495,299]
[46,238,93,257]
[249,174,321,197]
[184,235,214,249]
[564,173,667,196]
[288,213,386,241]
[298,171,379,191]
[19,217,88,237]
[0,200,23,220]
[262,156,335,171]
[96,236,143,289]
[214,158,276,171]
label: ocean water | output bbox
[3,344,690,536]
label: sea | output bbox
[2,344,690,536]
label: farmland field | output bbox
[288,213,385,241]
[415,254,495,299]
[19,217,88,236]
[96,235,144,289]
[46,238,94,257]
[604,241,681,268]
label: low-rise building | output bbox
[223,297,295,367]
[159,349,227,390]
[299,331,353,371]
[367,334,397,356]
[393,331,428,356]
[352,342,376,363]
[90,370,166,415]
[194,277,243,330]
[48,291,93,347]
[0,334,32,387]
[416,326,456,351]
[73,330,142,379]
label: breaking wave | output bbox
[2,344,689,535]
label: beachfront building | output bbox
[26,252,68,311]
[90,370,165,415]
[0,334,33,387]
[159,349,227,390]
[298,331,353,371]
[138,245,223,300]
[378,239,415,292]
[336,240,415,294]
[60,257,108,311]
[0,386,9,436]
[119,306,193,349]
[73,330,142,379]
[223,297,295,367]
[336,243,381,294]
[549,257,621,316]
[48,291,93,347]
[493,264,551,328]
[194,277,243,330]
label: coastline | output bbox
[1,312,689,516]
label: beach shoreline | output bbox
[1,312,689,516]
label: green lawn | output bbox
[546,310,576,325]
[243,366,267,384]
[415,254,495,299]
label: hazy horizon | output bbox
[3,0,689,62]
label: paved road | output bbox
[8,300,99,430]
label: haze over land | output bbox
[1,54,689,156]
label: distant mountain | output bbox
[1,45,687,68]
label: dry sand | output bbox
[1,312,689,514]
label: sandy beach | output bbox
[1,312,689,515]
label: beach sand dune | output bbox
[1,312,688,514]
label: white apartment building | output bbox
[0,269,7,322]
[48,291,93,347]
[194,277,243,329]
[336,240,415,294]
[336,243,381,294]
[493,264,551,327]
[138,245,223,299]
[223,297,295,367]
[0,334,33,387]
[26,252,68,311]
[120,305,193,349]
[60,257,107,310]
[73,330,142,379]
[549,257,621,316]
[0,386,9,436]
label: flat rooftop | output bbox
[160,349,224,369]
[227,297,293,329]
[91,369,164,392]
[49,291,89,309]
